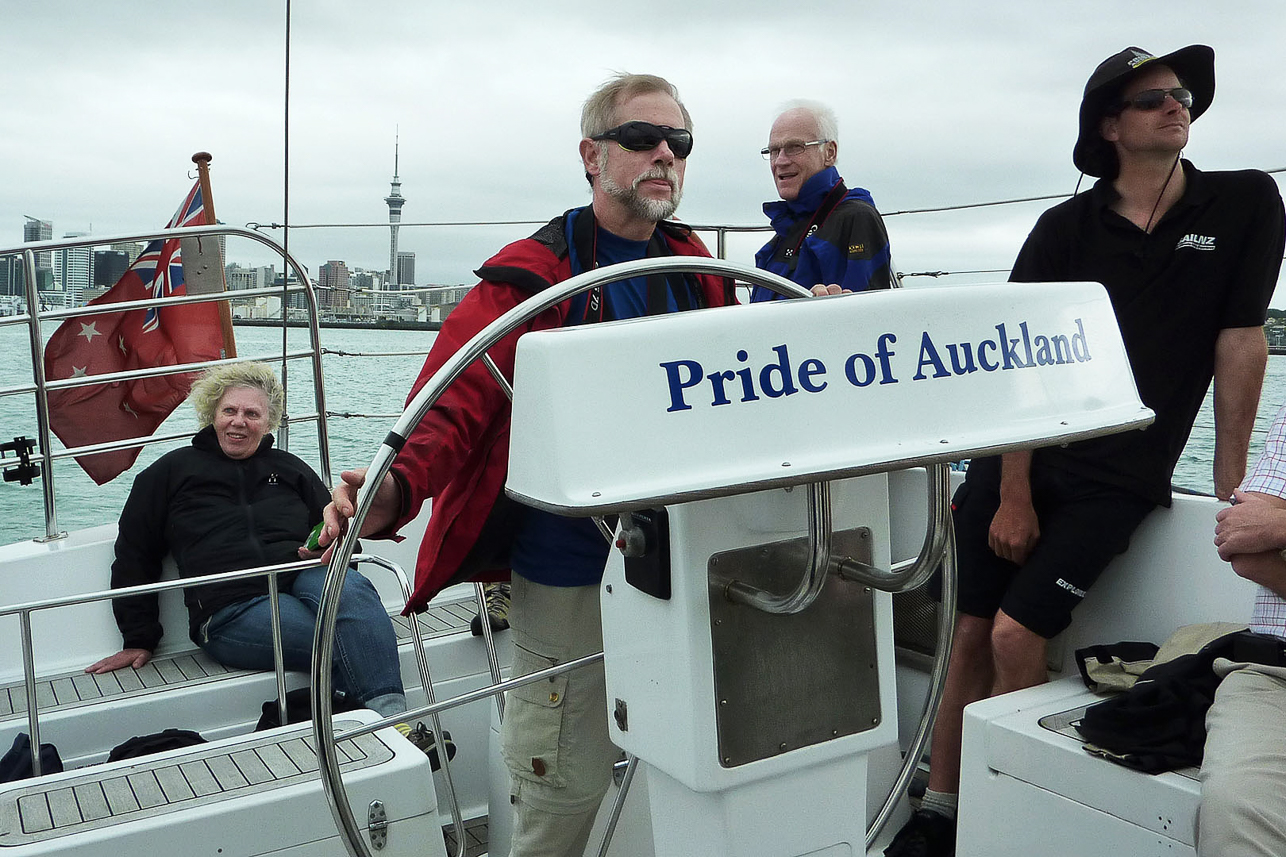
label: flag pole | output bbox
[191,151,238,358]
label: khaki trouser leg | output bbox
[503,574,619,857]
[1197,662,1286,857]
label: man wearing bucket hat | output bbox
[886,45,1284,857]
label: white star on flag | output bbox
[70,367,88,378]
[118,335,128,356]
[121,402,138,419]
[78,322,101,342]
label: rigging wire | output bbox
[242,167,1286,282]
[280,0,292,416]
[321,347,428,359]
[243,168,1286,232]
[881,192,1069,218]
[248,219,548,230]
[901,269,1010,279]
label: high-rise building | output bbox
[318,260,351,310]
[53,232,92,303]
[397,251,415,287]
[385,134,406,284]
[110,241,144,266]
[93,250,130,288]
[224,263,276,291]
[0,255,22,297]
[23,216,53,271]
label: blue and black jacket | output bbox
[751,166,893,300]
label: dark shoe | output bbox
[470,582,511,636]
[394,722,457,772]
[884,809,955,857]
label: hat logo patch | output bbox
[1127,50,1155,69]
[1176,233,1216,252]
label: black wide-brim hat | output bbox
[1073,45,1215,177]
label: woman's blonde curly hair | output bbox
[189,362,285,431]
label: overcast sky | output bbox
[3,1,1284,302]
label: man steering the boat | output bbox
[887,45,1285,857]
[751,100,893,301]
[319,73,748,856]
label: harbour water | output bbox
[2,322,1285,545]
[0,324,433,543]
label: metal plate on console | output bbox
[708,528,880,767]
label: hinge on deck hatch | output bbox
[369,800,388,850]
[0,437,40,486]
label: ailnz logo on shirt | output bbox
[1176,233,1217,252]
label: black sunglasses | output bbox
[591,121,693,159]
[1111,87,1194,114]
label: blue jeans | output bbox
[199,566,404,707]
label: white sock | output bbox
[920,789,958,820]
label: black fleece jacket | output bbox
[110,426,329,650]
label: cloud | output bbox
[3,0,1284,302]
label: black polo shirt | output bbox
[1007,160,1284,506]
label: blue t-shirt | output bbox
[509,218,679,587]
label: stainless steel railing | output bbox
[0,225,330,540]
[0,549,474,851]
[0,555,413,771]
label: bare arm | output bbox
[1212,326,1267,500]
[1228,552,1286,598]
[1215,490,1286,599]
[311,467,404,559]
[1215,490,1286,557]
[988,450,1040,565]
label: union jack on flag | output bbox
[42,177,225,484]
[140,181,207,331]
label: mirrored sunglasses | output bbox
[1113,87,1194,113]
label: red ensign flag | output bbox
[43,181,225,484]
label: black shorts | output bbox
[941,460,1156,639]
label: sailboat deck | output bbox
[0,598,475,724]
[1,720,389,845]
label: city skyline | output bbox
[3,2,1285,305]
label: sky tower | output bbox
[384,133,406,286]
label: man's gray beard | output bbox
[601,166,683,222]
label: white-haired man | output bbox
[751,100,893,300]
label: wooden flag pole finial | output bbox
[188,151,236,358]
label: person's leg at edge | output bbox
[1197,663,1286,857]
[884,613,994,856]
[926,613,998,798]
[989,609,1049,694]
[199,593,317,673]
[290,566,406,714]
[503,572,619,857]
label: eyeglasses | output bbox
[761,140,829,160]
[591,121,694,159]
[1110,87,1194,114]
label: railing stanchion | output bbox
[20,611,43,778]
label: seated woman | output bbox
[85,363,441,755]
